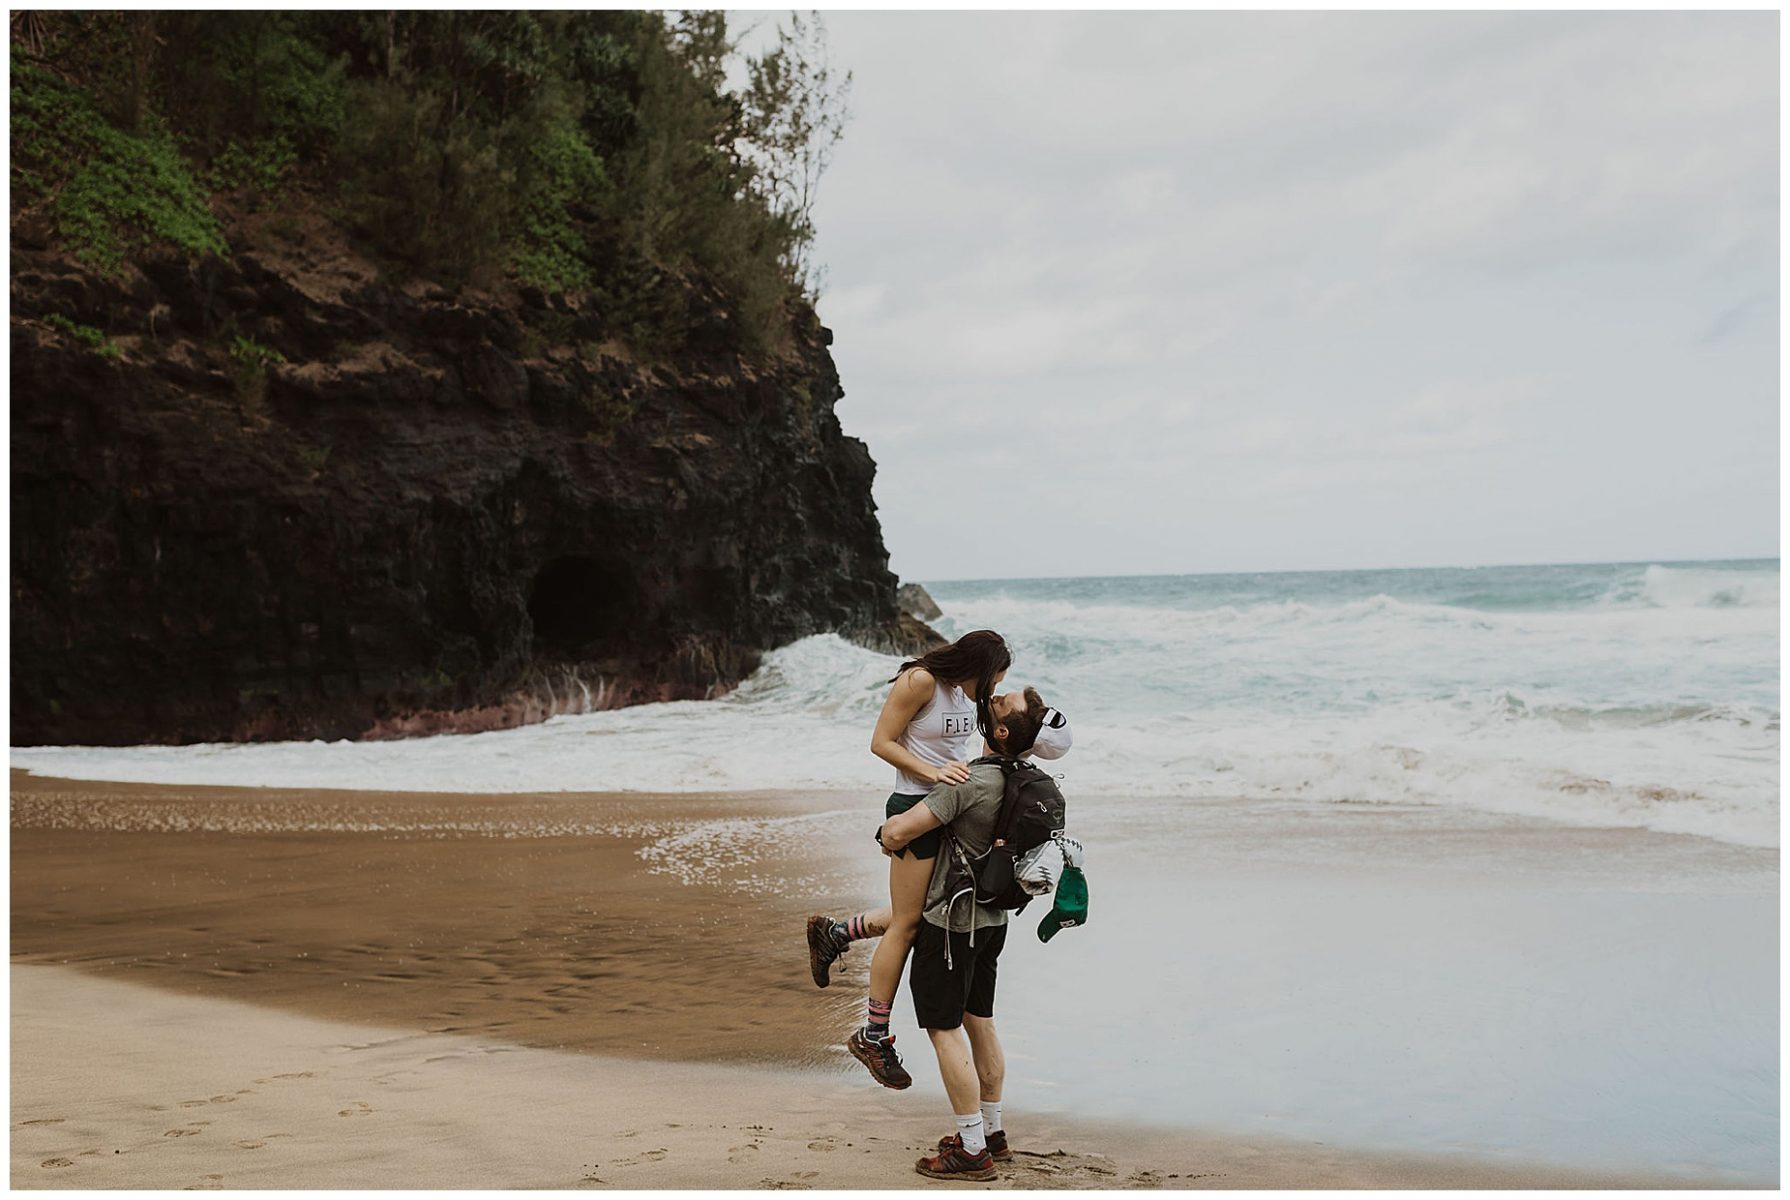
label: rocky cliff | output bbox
[11,204,936,746]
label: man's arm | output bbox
[879,799,945,852]
[881,774,972,851]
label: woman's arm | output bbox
[870,668,971,787]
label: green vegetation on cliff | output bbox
[9,10,850,356]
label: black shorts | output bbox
[885,792,942,860]
[909,920,1007,1030]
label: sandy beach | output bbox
[11,769,1772,1189]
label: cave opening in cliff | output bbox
[528,556,634,656]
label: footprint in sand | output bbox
[164,1125,206,1138]
[727,1143,761,1165]
[183,1173,225,1190]
[41,1158,75,1169]
[805,1139,838,1152]
[337,1102,373,1118]
[20,1118,66,1127]
[233,1140,266,1150]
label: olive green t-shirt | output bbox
[920,762,1010,934]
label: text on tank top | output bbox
[893,678,979,794]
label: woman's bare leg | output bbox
[865,850,932,1032]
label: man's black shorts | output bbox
[909,920,1008,1031]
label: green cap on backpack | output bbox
[1037,863,1088,943]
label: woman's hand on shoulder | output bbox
[929,760,972,786]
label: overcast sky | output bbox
[739,11,1778,582]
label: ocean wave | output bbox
[12,649,1777,848]
[12,559,1777,852]
[1604,563,1780,611]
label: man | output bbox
[871,692,1050,1181]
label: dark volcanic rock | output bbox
[896,582,944,622]
[11,208,931,745]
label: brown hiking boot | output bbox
[915,1141,997,1182]
[806,915,847,988]
[846,1027,912,1090]
[936,1130,1011,1162]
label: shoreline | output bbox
[10,769,1775,1188]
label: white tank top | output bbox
[893,677,979,794]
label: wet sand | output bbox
[9,769,1756,1188]
[11,771,871,1068]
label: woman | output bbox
[806,629,1012,1089]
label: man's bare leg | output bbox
[927,1026,983,1115]
[962,1014,1004,1103]
[962,1013,1009,1155]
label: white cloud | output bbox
[745,10,1777,578]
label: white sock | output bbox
[954,1112,987,1156]
[980,1100,1003,1135]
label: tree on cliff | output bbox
[739,12,852,296]
[9,9,852,357]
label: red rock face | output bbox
[10,210,935,746]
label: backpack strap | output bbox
[970,753,1023,772]
[989,759,1040,847]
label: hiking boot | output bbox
[936,1130,1011,1162]
[846,1027,912,1090]
[806,915,847,988]
[915,1142,998,1182]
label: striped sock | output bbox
[833,914,872,947]
[866,996,892,1041]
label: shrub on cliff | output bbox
[11,53,226,274]
[333,77,514,287]
[513,121,611,293]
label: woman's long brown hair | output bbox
[892,629,1012,742]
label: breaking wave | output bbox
[13,559,1778,849]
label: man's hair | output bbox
[992,686,1048,756]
